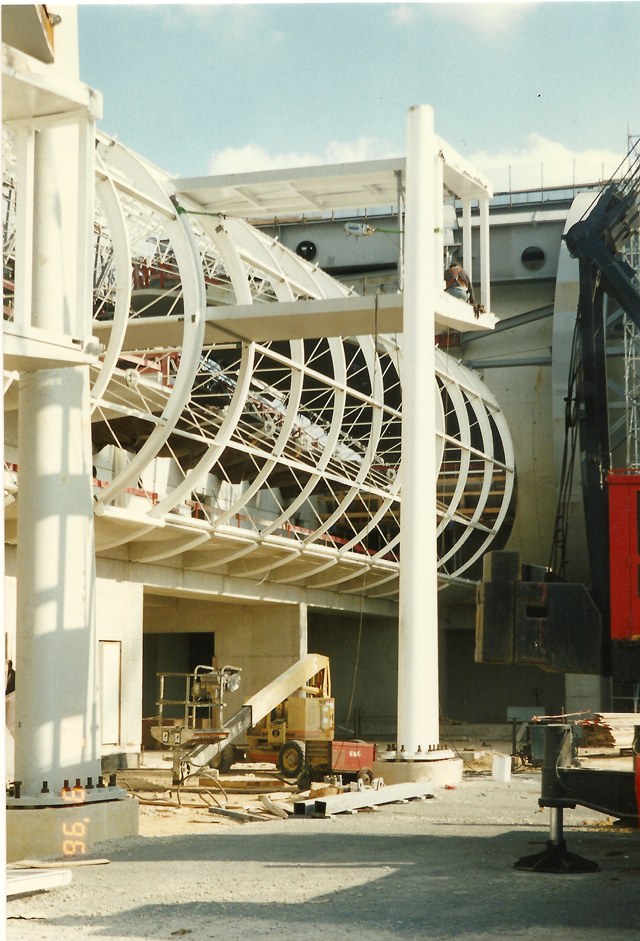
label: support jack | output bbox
[515,807,599,873]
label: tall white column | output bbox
[479,195,491,311]
[433,153,444,288]
[462,198,473,280]
[16,368,100,796]
[397,105,439,754]
[0,281,6,916]
[14,119,101,797]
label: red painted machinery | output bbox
[608,470,640,643]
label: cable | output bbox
[345,594,364,733]
[548,314,582,577]
[179,771,227,807]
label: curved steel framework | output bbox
[3,131,515,599]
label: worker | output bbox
[444,262,475,305]
[5,659,15,696]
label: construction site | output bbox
[2,4,640,939]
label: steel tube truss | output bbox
[3,130,516,598]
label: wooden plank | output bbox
[207,807,269,823]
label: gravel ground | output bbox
[7,771,640,941]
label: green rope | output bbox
[169,195,221,219]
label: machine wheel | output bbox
[356,767,374,787]
[211,747,234,775]
[296,769,311,791]
[278,740,305,777]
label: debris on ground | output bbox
[8,773,639,941]
[117,764,443,828]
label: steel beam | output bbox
[293,780,435,816]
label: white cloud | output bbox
[463,2,537,35]
[208,133,624,197]
[161,4,284,45]
[208,144,321,175]
[325,136,403,164]
[429,1,537,36]
[390,4,418,25]
[469,133,625,192]
[208,137,402,175]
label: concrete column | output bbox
[0,297,6,913]
[16,368,101,796]
[462,199,473,280]
[479,196,491,311]
[298,602,308,658]
[433,153,444,288]
[14,119,100,797]
[396,169,404,292]
[397,105,439,754]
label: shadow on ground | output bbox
[13,826,640,941]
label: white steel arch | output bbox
[2,131,516,597]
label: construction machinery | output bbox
[151,653,375,786]
[476,148,640,871]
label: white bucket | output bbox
[492,754,511,782]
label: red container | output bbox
[607,471,640,641]
[331,740,377,773]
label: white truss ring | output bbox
[92,139,207,507]
[90,153,133,408]
[2,130,517,596]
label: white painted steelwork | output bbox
[397,105,439,754]
[3,130,515,602]
[8,112,102,799]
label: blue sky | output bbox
[77,2,639,189]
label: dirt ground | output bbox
[6,757,640,941]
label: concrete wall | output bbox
[5,550,144,767]
[308,610,398,740]
[482,217,565,284]
[441,604,566,723]
[461,281,558,568]
[142,594,307,721]
[94,576,143,761]
[566,674,611,714]
[308,602,568,735]
[5,571,16,663]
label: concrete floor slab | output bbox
[6,773,640,941]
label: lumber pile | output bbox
[578,713,639,750]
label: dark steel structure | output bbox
[477,155,640,869]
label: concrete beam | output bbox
[2,43,103,123]
[92,293,496,351]
[95,555,398,618]
[174,146,490,220]
[3,321,99,372]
